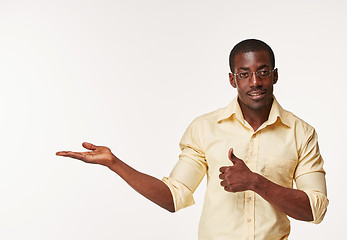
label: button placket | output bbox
[244,133,257,240]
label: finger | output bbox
[219,173,225,180]
[219,166,229,173]
[228,148,239,164]
[228,148,234,162]
[224,185,236,192]
[82,142,97,151]
[56,151,67,156]
[56,151,86,161]
[56,151,75,157]
[220,180,227,187]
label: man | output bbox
[56,39,328,240]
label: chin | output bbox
[245,98,273,112]
[238,94,274,112]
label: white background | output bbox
[1,0,346,239]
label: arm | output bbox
[219,148,313,221]
[56,142,175,212]
[251,172,312,221]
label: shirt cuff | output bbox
[303,189,329,224]
[162,177,195,212]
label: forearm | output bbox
[108,155,175,212]
[251,173,313,221]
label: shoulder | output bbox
[282,108,316,137]
[182,105,228,140]
[190,105,228,126]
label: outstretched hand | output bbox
[56,142,117,167]
[219,148,257,192]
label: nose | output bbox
[249,72,262,88]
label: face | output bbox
[229,50,278,113]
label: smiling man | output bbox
[57,39,328,240]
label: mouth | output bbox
[247,90,266,100]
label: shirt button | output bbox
[247,197,252,202]
[247,218,252,223]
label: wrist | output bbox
[249,172,263,192]
[107,154,119,170]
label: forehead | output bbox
[234,50,272,70]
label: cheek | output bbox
[265,82,274,92]
[235,82,248,94]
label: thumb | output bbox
[82,142,97,151]
[228,148,239,164]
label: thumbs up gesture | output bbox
[219,148,257,192]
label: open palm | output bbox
[56,142,116,167]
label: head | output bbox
[228,39,278,113]
[229,39,275,72]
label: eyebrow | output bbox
[237,64,270,71]
[238,67,249,71]
[257,64,270,70]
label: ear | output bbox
[229,73,237,88]
[273,68,278,84]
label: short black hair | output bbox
[229,39,275,72]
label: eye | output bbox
[257,70,270,77]
[238,72,249,79]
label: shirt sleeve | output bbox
[294,128,329,224]
[162,119,207,212]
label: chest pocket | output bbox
[263,155,298,188]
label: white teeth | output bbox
[249,93,262,96]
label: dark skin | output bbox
[229,50,278,131]
[220,50,313,221]
[56,50,313,221]
[220,148,313,221]
[56,142,175,212]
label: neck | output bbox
[238,98,273,131]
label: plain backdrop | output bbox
[1,0,346,239]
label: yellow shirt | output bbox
[163,97,328,240]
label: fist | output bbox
[219,148,256,192]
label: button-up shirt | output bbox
[163,97,328,240]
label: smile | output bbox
[248,91,266,100]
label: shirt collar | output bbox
[217,96,292,128]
